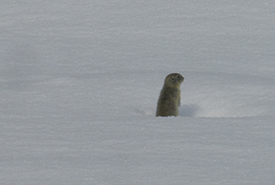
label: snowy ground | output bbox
[1,1,275,184]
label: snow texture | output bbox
[1,1,275,184]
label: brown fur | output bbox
[156,73,184,117]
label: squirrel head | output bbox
[164,73,184,87]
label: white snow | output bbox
[1,1,275,184]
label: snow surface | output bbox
[1,1,275,184]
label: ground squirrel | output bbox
[156,73,184,117]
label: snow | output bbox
[1,1,275,184]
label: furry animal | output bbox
[156,73,184,117]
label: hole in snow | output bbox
[179,104,200,117]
